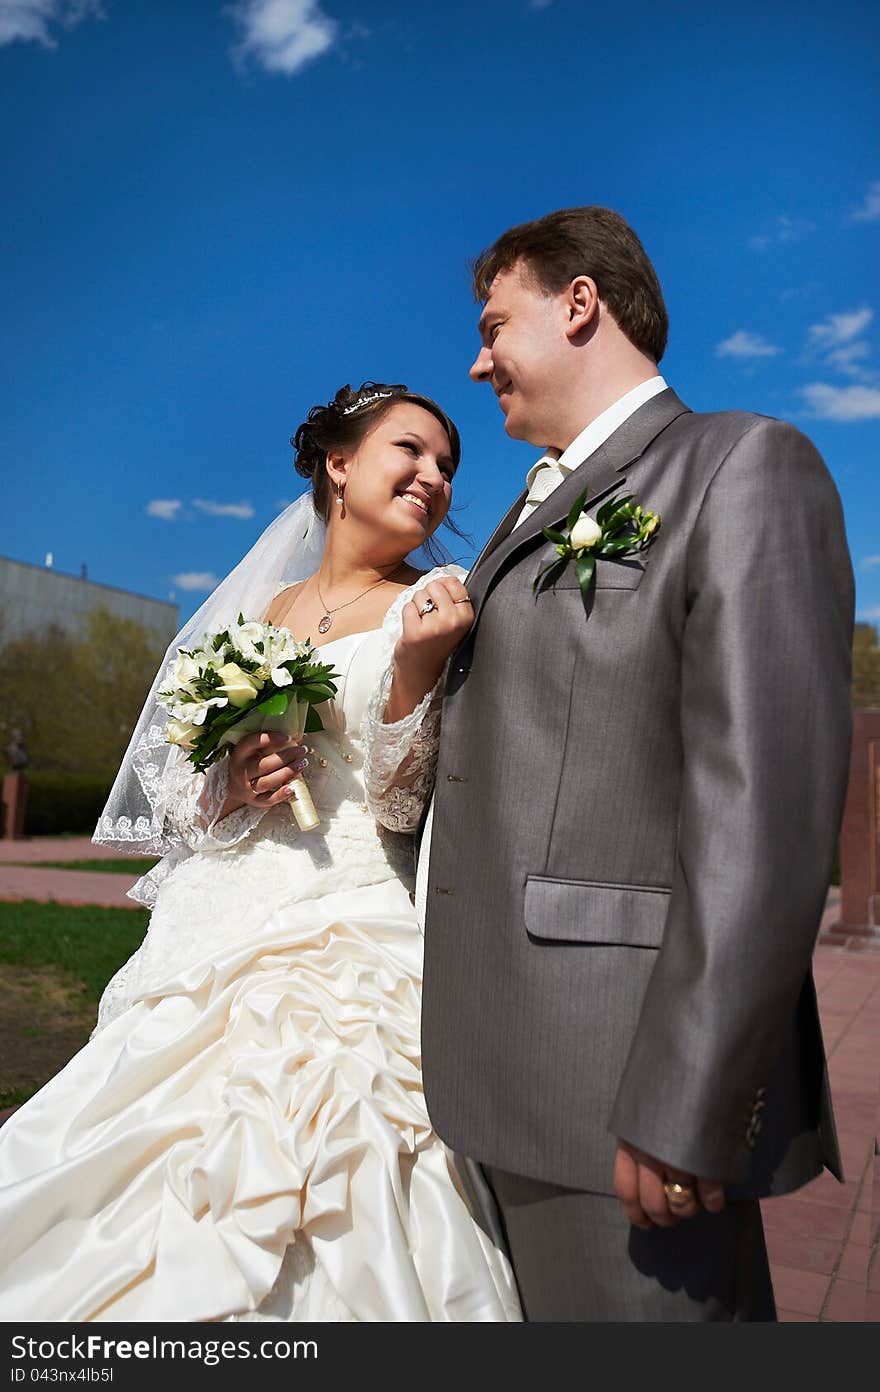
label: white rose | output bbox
[230,620,265,660]
[270,665,294,687]
[171,654,203,693]
[570,514,602,550]
[216,661,262,708]
[165,717,198,749]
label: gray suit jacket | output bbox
[420,389,853,1198]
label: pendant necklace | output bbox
[315,564,403,634]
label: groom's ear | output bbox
[564,276,600,340]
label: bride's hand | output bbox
[221,731,309,817]
[385,576,473,723]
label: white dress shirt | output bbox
[414,376,668,925]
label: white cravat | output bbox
[415,376,669,926]
[515,457,566,526]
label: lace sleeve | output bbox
[107,724,267,907]
[162,749,264,852]
[362,566,464,834]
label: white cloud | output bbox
[860,556,880,569]
[192,498,255,519]
[858,606,880,621]
[717,330,781,360]
[172,572,221,592]
[848,181,880,225]
[0,0,101,48]
[808,307,873,351]
[749,215,815,251]
[229,0,337,76]
[826,341,873,380]
[801,383,880,422]
[146,498,183,522]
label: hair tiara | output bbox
[342,389,399,415]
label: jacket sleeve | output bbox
[608,417,854,1182]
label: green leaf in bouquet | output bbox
[304,706,325,734]
[566,485,591,534]
[252,691,291,717]
[190,710,240,757]
[291,684,334,705]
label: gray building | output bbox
[0,555,178,648]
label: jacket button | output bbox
[447,773,468,783]
[435,887,454,896]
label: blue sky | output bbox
[2,0,878,628]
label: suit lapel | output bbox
[465,389,691,623]
[465,489,527,581]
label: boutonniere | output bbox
[533,485,661,601]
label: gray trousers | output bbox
[484,1164,776,1322]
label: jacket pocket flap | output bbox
[552,558,647,590]
[524,876,670,947]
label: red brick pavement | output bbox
[0,835,146,908]
[763,939,879,1322]
[1,842,877,1320]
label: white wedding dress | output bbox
[0,569,521,1323]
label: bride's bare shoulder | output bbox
[264,581,306,626]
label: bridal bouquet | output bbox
[157,617,339,831]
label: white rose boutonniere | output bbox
[533,484,661,603]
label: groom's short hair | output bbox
[471,207,668,363]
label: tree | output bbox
[0,608,164,778]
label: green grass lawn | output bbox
[0,900,150,1108]
[0,900,149,999]
[13,858,160,876]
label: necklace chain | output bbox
[314,564,403,634]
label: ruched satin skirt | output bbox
[0,876,521,1322]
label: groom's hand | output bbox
[613,1139,725,1229]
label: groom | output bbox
[417,206,854,1320]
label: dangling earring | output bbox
[334,481,344,506]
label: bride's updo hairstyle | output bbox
[292,382,462,525]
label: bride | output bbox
[0,382,522,1323]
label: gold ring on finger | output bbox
[663,1181,696,1207]
[452,596,472,605]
